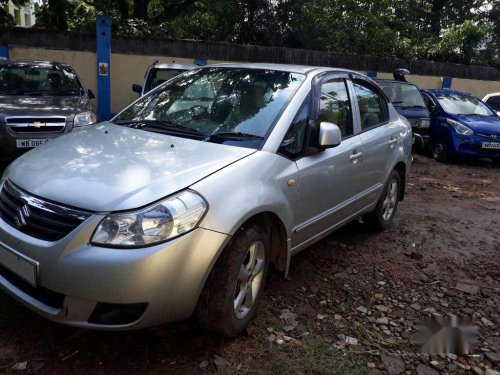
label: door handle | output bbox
[350,152,363,161]
[388,138,398,146]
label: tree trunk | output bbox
[133,0,149,19]
[430,0,446,36]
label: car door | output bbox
[289,73,365,251]
[353,77,399,205]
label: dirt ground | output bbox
[0,155,499,375]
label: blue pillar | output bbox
[96,16,111,121]
[442,76,453,90]
[0,45,9,60]
[367,71,378,78]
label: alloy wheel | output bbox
[382,179,398,222]
[234,240,266,319]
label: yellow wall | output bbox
[8,46,500,114]
[375,72,500,99]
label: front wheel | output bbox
[431,141,450,162]
[365,170,401,231]
[196,223,270,336]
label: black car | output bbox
[375,73,430,149]
[0,60,96,160]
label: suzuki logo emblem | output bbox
[14,205,30,228]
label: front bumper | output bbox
[451,134,500,160]
[0,215,229,330]
[0,122,74,160]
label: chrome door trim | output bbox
[293,183,382,234]
[291,201,378,255]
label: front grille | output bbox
[0,262,64,309]
[6,116,66,134]
[477,133,500,141]
[0,180,92,241]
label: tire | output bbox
[196,223,270,337]
[365,170,401,231]
[431,140,450,162]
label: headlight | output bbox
[447,119,473,136]
[74,111,97,127]
[419,119,430,128]
[91,190,207,248]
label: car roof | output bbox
[374,78,417,86]
[0,59,72,69]
[205,62,356,76]
[421,89,474,97]
[153,62,199,70]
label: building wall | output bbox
[6,0,35,27]
[8,46,500,114]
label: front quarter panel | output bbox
[192,152,299,239]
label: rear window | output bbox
[485,95,500,111]
[377,81,426,108]
[145,68,189,92]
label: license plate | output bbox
[482,142,500,150]
[16,139,50,149]
[0,245,38,286]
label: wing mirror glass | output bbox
[132,84,143,94]
[319,122,342,148]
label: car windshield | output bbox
[145,68,189,92]
[436,93,495,117]
[0,63,83,96]
[377,81,426,108]
[114,67,305,149]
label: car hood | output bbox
[6,123,256,212]
[0,95,91,121]
[454,115,500,134]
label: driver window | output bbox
[422,94,436,112]
[319,80,353,137]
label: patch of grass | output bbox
[270,334,371,375]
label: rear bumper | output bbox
[0,214,229,330]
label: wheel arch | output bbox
[394,161,407,201]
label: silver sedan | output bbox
[0,63,412,336]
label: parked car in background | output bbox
[132,61,198,96]
[483,93,500,116]
[421,89,500,163]
[0,60,96,161]
[0,64,412,336]
[375,70,430,150]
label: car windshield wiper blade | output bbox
[209,132,264,141]
[115,119,205,137]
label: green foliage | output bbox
[14,0,500,66]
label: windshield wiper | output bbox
[115,119,205,137]
[209,132,264,141]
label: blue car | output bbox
[420,89,500,163]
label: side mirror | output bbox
[319,122,342,148]
[132,84,143,94]
[87,89,95,99]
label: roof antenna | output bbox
[393,68,410,82]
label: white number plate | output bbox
[16,139,50,149]
[482,142,500,150]
[0,245,37,286]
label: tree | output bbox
[3,0,497,67]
